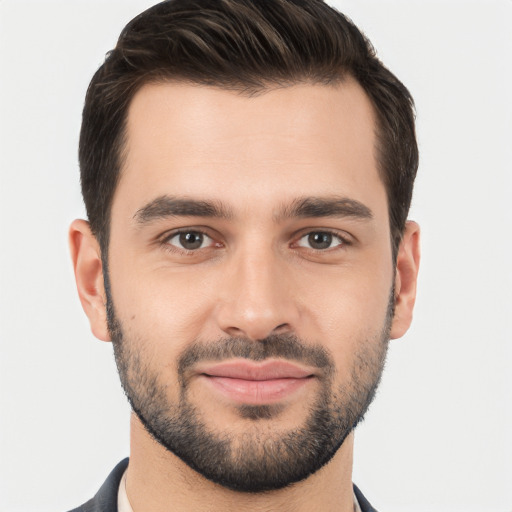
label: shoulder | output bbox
[66,458,129,512]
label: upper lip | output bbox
[196,360,315,381]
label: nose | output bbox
[214,246,300,341]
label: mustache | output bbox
[177,333,334,377]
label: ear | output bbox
[69,219,111,342]
[390,221,421,340]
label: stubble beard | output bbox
[107,287,393,493]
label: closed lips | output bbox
[196,360,315,380]
[195,360,316,404]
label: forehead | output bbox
[116,80,384,218]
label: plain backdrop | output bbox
[0,1,511,511]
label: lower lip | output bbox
[200,375,313,405]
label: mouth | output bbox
[195,360,316,405]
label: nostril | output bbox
[226,326,244,336]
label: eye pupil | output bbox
[179,232,203,249]
[308,232,332,250]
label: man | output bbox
[68,0,420,510]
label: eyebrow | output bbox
[134,195,233,224]
[134,194,373,225]
[276,196,373,222]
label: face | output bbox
[105,81,397,491]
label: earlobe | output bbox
[69,219,111,342]
[390,221,421,340]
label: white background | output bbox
[0,1,510,511]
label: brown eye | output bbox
[308,232,332,249]
[167,231,210,250]
[297,231,344,250]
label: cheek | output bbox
[302,266,392,365]
[109,260,218,350]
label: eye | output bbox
[296,231,346,250]
[166,230,213,251]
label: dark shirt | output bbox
[68,458,377,512]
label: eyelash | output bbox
[299,230,351,248]
[159,229,219,254]
[158,228,352,255]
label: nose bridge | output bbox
[216,240,297,340]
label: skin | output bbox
[70,79,420,512]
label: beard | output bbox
[107,286,393,493]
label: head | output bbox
[71,0,420,494]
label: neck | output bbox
[126,413,356,512]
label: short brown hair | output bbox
[79,0,418,258]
